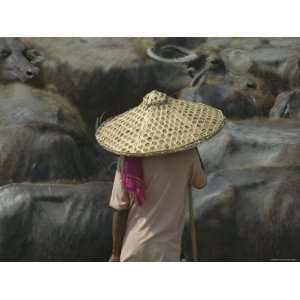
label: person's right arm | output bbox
[110,209,129,262]
[190,148,207,189]
[109,157,131,262]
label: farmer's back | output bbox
[110,148,206,261]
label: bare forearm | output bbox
[111,209,129,258]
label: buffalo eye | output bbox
[0,48,11,59]
[25,49,38,59]
[247,82,257,89]
[24,48,43,64]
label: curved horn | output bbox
[190,54,224,86]
[146,45,198,64]
[191,68,209,87]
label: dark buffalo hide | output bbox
[183,167,300,261]
[182,119,300,261]
[180,84,258,119]
[0,182,113,261]
[0,83,115,185]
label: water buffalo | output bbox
[0,37,192,261]
[0,84,115,261]
[0,38,115,182]
[147,45,258,118]
[180,84,258,119]
[0,38,116,260]
[0,38,41,83]
[0,83,115,186]
[147,44,289,118]
[0,181,113,261]
[21,38,192,136]
[182,119,300,261]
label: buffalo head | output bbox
[0,38,42,83]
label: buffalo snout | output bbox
[25,65,40,79]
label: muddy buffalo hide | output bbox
[182,119,300,261]
[0,80,115,262]
[180,84,258,119]
[220,47,299,75]
[0,181,112,261]
[0,83,115,184]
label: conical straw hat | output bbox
[96,90,225,156]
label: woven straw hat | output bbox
[96,90,225,156]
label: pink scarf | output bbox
[120,156,145,205]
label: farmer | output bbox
[96,90,225,262]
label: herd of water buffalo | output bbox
[0,37,299,261]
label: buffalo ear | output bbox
[25,48,45,65]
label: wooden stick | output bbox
[189,188,199,262]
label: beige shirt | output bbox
[109,148,206,262]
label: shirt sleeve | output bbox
[190,148,207,189]
[109,158,131,211]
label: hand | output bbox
[109,255,120,262]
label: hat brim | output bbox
[96,97,226,157]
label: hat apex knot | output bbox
[143,90,169,107]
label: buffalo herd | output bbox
[0,37,300,261]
